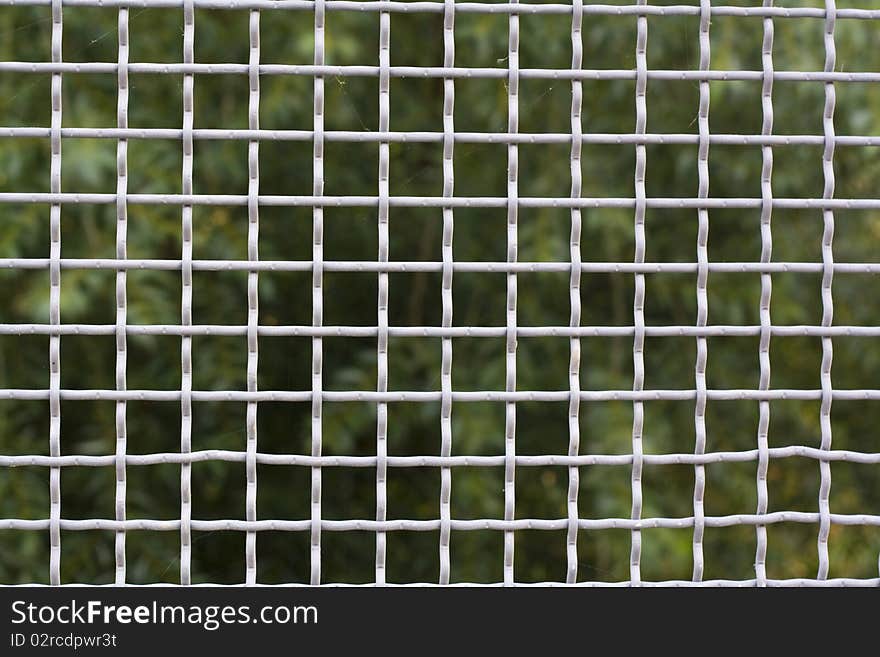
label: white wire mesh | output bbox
[0,0,880,586]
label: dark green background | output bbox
[1,1,879,583]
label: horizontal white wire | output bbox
[2,389,880,401]
[6,127,880,148]
[4,194,880,209]
[3,62,880,83]
[3,323,880,338]
[2,512,880,532]
[1,0,879,20]
[4,259,880,275]
[2,445,880,467]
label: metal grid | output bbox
[1,0,880,587]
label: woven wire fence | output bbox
[1,0,880,586]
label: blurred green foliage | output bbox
[1,2,880,584]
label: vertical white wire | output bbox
[566,0,583,585]
[48,0,63,587]
[818,0,836,581]
[114,4,129,586]
[376,9,390,585]
[755,0,774,589]
[180,0,195,586]
[504,0,520,588]
[692,0,711,583]
[439,0,455,586]
[245,8,260,586]
[311,0,326,587]
[631,0,648,587]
